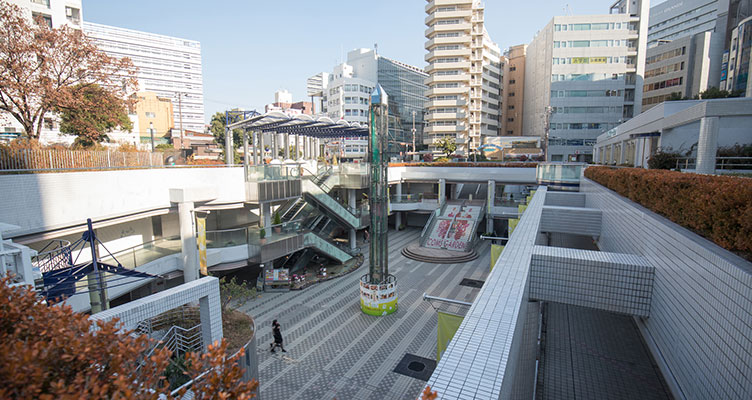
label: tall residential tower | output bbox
[424,0,503,155]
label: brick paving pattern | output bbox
[239,228,490,400]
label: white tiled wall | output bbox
[540,205,602,237]
[530,246,654,317]
[583,178,752,400]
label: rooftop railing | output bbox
[246,164,300,182]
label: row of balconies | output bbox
[425,48,472,62]
[426,61,472,73]
[425,8,472,26]
[425,0,473,13]
[425,86,470,97]
[425,73,471,85]
[425,23,472,37]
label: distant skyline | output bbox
[83,0,667,125]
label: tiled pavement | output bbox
[238,228,491,400]
[537,303,673,400]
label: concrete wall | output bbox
[0,167,245,238]
[583,178,752,400]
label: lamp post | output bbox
[149,122,155,152]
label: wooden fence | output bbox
[0,148,164,172]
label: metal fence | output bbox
[0,148,164,172]
[675,156,752,171]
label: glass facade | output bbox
[377,58,427,156]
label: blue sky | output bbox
[83,0,666,124]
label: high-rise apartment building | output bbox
[524,0,650,162]
[424,0,503,155]
[310,48,427,156]
[501,44,526,136]
[83,22,205,135]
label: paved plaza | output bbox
[239,228,491,400]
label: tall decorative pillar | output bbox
[360,85,397,316]
[696,117,719,175]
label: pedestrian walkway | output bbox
[238,228,490,400]
[537,303,673,400]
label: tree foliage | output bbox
[695,87,744,99]
[219,276,257,313]
[434,137,457,157]
[0,3,138,139]
[56,84,133,148]
[0,278,257,399]
[647,148,682,170]
[209,112,244,163]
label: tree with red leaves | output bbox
[0,3,137,139]
[0,278,257,399]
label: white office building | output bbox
[83,22,206,135]
[524,0,650,162]
[424,0,503,154]
[310,48,427,158]
[648,0,722,46]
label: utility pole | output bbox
[177,92,184,149]
[411,110,416,157]
[149,121,155,152]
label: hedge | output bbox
[584,166,752,259]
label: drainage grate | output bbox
[460,278,485,288]
[393,354,437,381]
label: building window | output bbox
[44,118,53,130]
[508,105,515,110]
[145,112,156,118]
[509,92,515,97]
[509,79,516,84]
[32,12,52,28]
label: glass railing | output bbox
[302,179,367,227]
[206,228,247,249]
[494,195,524,207]
[339,162,368,175]
[247,219,305,246]
[536,163,583,183]
[98,236,182,270]
[246,165,300,182]
[390,194,423,203]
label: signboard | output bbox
[197,217,207,276]
[265,268,290,284]
[490,244,504,271]
[359,280,397,316]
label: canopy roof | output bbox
[226,111,368,138]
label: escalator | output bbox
[301,179,368,230]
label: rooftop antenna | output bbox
[564,4,572,15]
[374,43,378,55]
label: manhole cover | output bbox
[460,278,485,288]
[393,354,436,381]
[408,361,425,372]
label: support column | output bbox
[178,201,198,282]
[696,116,719,174]
[395,183,402,230]
[252,131,258,165]
[438,178,446,206]
[284,132,290,159]
[224,127,233,165]
[619,141,626,164]
[242,130,249,179]
[297,135,302,160]
[486,180,495,234]
[273,132,279,161]
[304,136,309,160]
[349,189,357,251]
[259,132,265,163]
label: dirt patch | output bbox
[223,309,255,354]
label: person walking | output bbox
[269,320,286,353]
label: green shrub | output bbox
[584,166,752,259]
[647,149,682,170]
